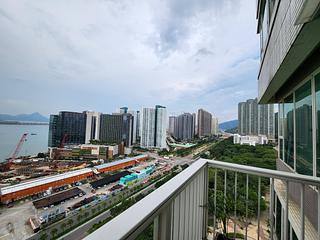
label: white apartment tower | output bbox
[140,106,167,149]
[211,117,219,135]
[155,105,167,148]
[84,111,101,144]
[140,108,156,148]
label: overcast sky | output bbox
[0,0,259,122]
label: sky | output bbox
[0,0,260,122]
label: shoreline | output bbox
[0,121,49,126]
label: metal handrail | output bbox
[206,159,320,186]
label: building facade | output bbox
[258,104,274,137]
[155,105,167,148]
[99,113,133,147]
[174,113,194,141]
[168,116,176,137]
[238,98,274,138]
[140,108,156,148]
[48,111,86,147]
[48,114,60,147]
[140,106,167,149]
[257,0,320,238]
[197,109,212,137]
[211,117,219,135]
[84,111,101,144]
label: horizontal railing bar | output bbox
[205,159,320,186]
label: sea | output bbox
[0,124,49,162]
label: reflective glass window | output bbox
[295,81,313,175]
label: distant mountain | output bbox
[0,112,49,122]
[219,119,238,130]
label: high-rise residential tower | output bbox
[140,108,156,148]
[258,104,274,137]
[211,117,219,135]
[128,110,138,144]
[154,105,167,148]
[140,106,167,149]
[238,98,274,138]
[84,111,101,144]
[174,113,194,141]
[168,116,176,137]
[197,109,212,137]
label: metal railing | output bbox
[84,159,320,240]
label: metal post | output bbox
[153,216,159,240]
[300,183,305,240]
[245,174,249,240]
[257,177,261,240]
[153,206,172,240]
[224,170,227,234]
[284,181,289,240]
[234,172,237,238]
[203,165,209,240]
[318,187,320,240]
[214,170,217,234]
[270,178,274,240]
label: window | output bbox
[295,81,313,175]
[316,73,320,176]
[283,94,294,169]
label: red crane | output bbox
[60,134,68,148]
[9,133,28,162]
[0,133,28,172]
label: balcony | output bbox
[84,159,320,240]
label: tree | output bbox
[61,222,67,232]
[39,233,48,240]
[50,228,58,239]
[97,205,101,212]
[67,218,73,228]
[84,211,90,219]
[77,214,83,223]
[91,208,96,216]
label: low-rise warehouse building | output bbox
[94,155,148,173]
[0,168,93,204]
[90,171,131,189]
[33,187,84,209]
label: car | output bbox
[7,203,13,208]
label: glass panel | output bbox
[295,81,313,175]
[279,103,284,137]
[316,73,320,177]
[279,138,284,161]
[283,95,294,168]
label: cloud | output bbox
[0,0,260,122]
